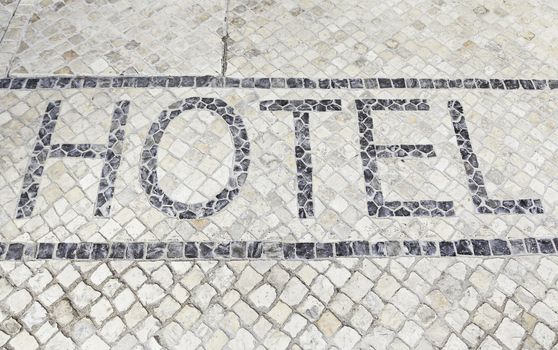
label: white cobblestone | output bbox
[0,0,555,349]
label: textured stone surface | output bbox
[0,88,556,243]
[0,258,554,348]
[0,0,556,349]
[226,0,558,78]
[10,0,225,75]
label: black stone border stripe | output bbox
[0,237,557,260]
[0,76,557,90]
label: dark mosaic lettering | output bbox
[448,100,544,214]
[6,74,558,263]
[260,99,342,218]
[355,99,454,217]
[16,100,129,219]
[140,97,250,219]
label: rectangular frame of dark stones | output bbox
[4,74,558,260]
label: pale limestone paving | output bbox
[226,0,558,78]
[0,0,37,75]
[0,0,18,39]
[0,0,557,349]
[2,88,556,244]
[1,90,557,348]
[10,0,225,76]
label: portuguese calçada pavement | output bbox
[0,0,557,349]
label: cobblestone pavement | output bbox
[0,0,558,349]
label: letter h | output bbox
[16,100,129,218]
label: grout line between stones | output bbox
[6,0,39,77]
[0,0,22,47]
[220,0,230,77]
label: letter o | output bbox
[140,97,250,219]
